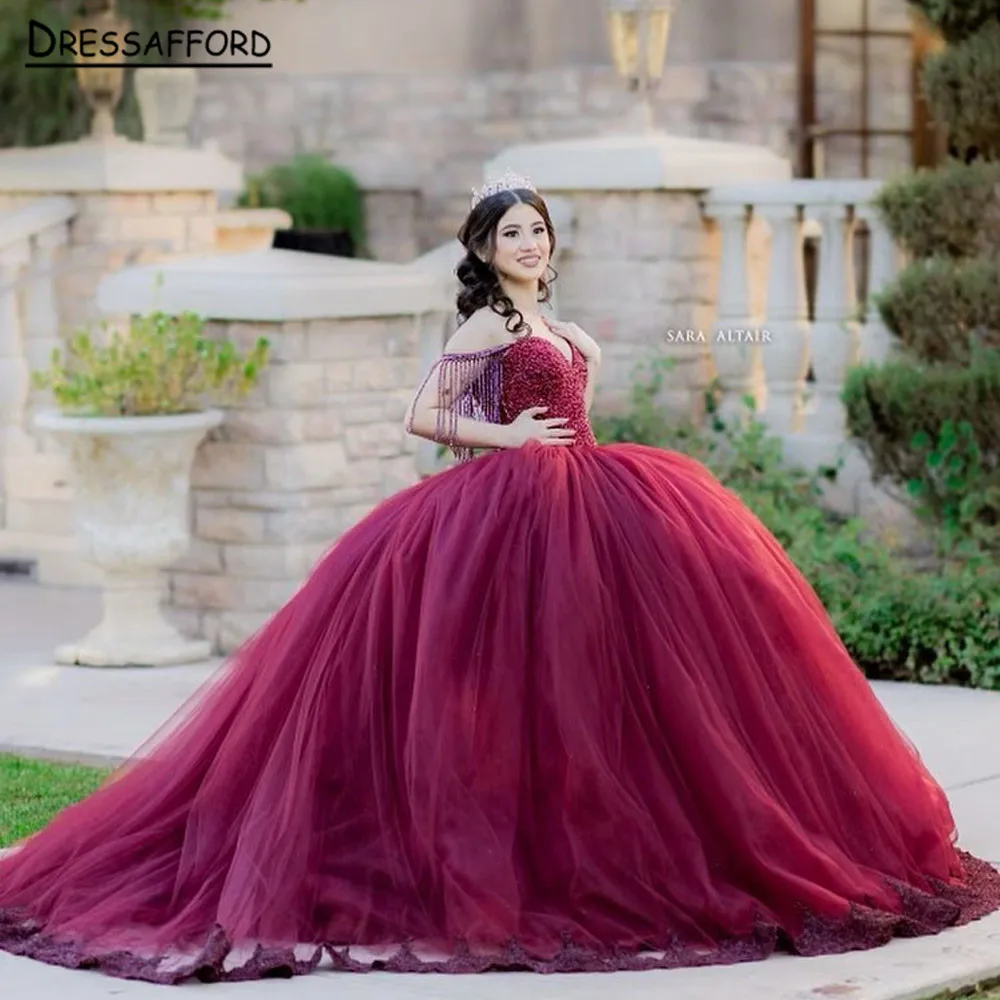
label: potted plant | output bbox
[32,311,269,668]
[237,154,367,258]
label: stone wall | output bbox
[191,62,798,252]
[166,313,432,653]
[361,188,421,263]
[61,192,218,330]
[554,191,717,418]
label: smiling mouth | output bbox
[518,256,541,265]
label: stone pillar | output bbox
[704,201,761,425]
[855,204,905,365]
[1,222,72,544]
[754,201,810,436]
[0,140,242,583]
[0,242,31,498]
[807,201,861,456]
[0,139,241,332]
[482,132,791,426]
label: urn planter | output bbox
[34,408,223,668]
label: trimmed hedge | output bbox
[907,0,1000,43]
[873,256,1000,361]
[922,21,1000,160]
[872,159,1000,259]
[843,354,1000,550]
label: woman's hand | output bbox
[504,406,576,447]
[547,319,601,365]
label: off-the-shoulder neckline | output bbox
[440,320,574,365]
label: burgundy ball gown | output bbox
[2,327,999,985]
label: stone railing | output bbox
[701,180,906,511]
[0,196,78,573]
[96,246,452,653]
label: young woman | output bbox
[1,173,998,985]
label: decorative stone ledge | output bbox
[0,139,242,194]
[704,179,882,207]
[485,131,791,193]
[97,248,451,321]
[214,208,291,254]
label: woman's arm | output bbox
[403,314,513,451]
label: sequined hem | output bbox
[3,851,999,985]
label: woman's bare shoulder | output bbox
[444,309,513,355]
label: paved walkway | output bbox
[3,578,1000,999]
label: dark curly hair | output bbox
[455,188,558,336]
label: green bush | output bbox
[843,353,1000,551]
[872,159,1000,259]
[874,256,1000,360]
[238,155,367,254]
[835,560,1000,688]
[596,355,1000,688]
[850,2,1000,560]
[922,21,1000,160]
[0,0,303,148]
[907,0,1000,43]
[32,311,270,417]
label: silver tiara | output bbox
[470,169,537,209]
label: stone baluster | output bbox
[706,201,762,424]
[0,241,32,509]
[755,200,811,436]
[23,225,67,417]
[855,203,905,365]
[807,201,861,459]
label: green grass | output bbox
[0,754,109,849]
[3,752,1000,1000]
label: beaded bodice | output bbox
[500,333,597,452]
[405,325,597,463]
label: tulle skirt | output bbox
[2,440,999,984]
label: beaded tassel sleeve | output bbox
[404,344,510,463]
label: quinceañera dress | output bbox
[2,323,999,985]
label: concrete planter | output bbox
[33,409,223,667]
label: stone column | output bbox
[704,201,762,425]
[481,131,791,427]
[0,139,241,332]
[855,204,905,365]
[1,222,72,545]
[0,242,31,500]
[808,201,861,454]
[0,139,242,583]
[754,200,810,436]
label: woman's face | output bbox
[491,202,551,283]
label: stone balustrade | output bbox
[0,137,244,584]
[0,197,78,575]
[96,247,452,652]
[701,179,907,515]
